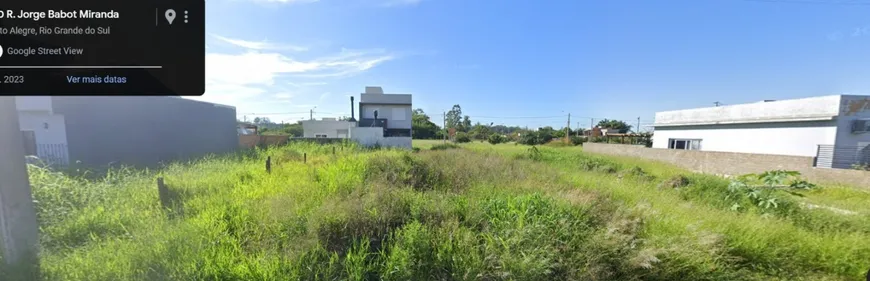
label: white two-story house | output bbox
[299,86,413,149]
[354,86,413,148]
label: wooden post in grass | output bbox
[304,153,307,163]
[0,97,40,276]
[266,156,272,173]
[157,177,170,210]
[333,147,336,155]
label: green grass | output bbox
[4,140,869,280]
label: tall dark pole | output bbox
[0,97,40,277]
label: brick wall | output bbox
[583,143,870,188]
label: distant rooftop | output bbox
[365,86,384,94]
[652,94,868,127]
[360,86,412,105]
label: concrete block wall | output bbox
[351,127,411,149]
[583,143,870,188]
[52,96,238,168]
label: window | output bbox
[392,108,406,121]
[852,119,870,133]
[366,108,380,119]
[668,138,702,150]
[315,134,328,138]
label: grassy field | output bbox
[5,140,870,280]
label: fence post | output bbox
[304,153,307,163]
[333,147,336,155]
[266,156,272,173]
[157,177,170,210]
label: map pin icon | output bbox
[165,9,176,25]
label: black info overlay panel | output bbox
[0,0,204,95]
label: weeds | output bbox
[429,143,460,151]
[15,141,870,280]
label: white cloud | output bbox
[212,34,308,51]
[288,81,328,87]
[195,35,395,111]
[852,26,870,37]
[319,92,332,102]
[273,92,296,102]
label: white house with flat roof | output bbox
[300,86,413,149]
[650,94,870,169]
[301,118,356,138]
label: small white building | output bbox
[301,118,356,138]
[651,94,870,168]
[15,97,70,165]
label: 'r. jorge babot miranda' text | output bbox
[0,10,120,21]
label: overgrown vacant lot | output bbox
[11,141,870,280]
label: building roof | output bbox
[652,95,851,127]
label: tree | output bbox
[445,105,463,130]
[253,117,272,125]
[260,122,303,137]
[469,123,492,140]
[488,134,506,145]
[412,109,441,139]
[461,116,472,132]
[597,119,632,133]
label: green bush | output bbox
[487,134,506,145]
[569,136,585,146]
[454,132,471,143]
[851,162,870,171]
[430,143,460,151]
[517,131,553,146]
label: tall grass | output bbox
[4,141,868,280]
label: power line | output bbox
[739,0,870,5]
[469,115,568,119]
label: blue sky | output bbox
[190,0,870,130]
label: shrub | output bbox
[851,162,870,171]
[724,170,816,212]
[517,131,553,146]
[454,132,471,143]
[487,134,506,145]
[430,143,460,151]
[569,136,585,146]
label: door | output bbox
[21,131,37,156]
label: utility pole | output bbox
[310,109,313,120]
[576,121,580,137]
[565,113,571,141]
[442,111,446,144]
[637,117,641,134]
[0,97,40,278]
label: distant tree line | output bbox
[241,106,640,145]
